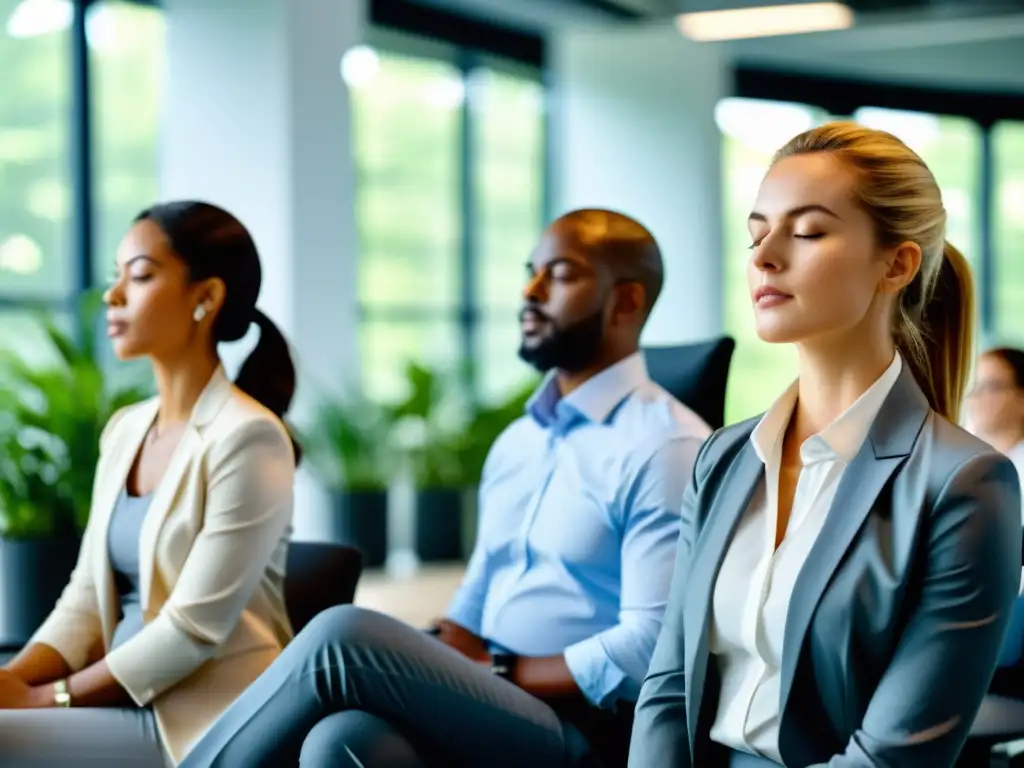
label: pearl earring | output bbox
[193,305,207,322]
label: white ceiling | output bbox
[409,0,1024,92]
[725,10,1024,92]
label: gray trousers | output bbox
[726,749,784,767]
[181,605,600,768]
[0,705,167,767]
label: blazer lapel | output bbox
[92,398,159,645]
[778,366,930,716]
[684,440,763,751]
[137,366,233,612]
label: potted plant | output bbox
[0,295,150,648]
[301,393,395,568]
[388,362,471,563]
[393,362,538,563]
[453,378,537,557]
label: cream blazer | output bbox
[29,366,295,765]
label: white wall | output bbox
[551,22,728,344]
[161,0,364,539]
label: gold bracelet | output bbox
[53,678,72,708]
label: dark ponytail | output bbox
[236,310,302,462]
[135,201,301,462]
[236,309,295,419]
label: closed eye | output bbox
[795,233,824,240]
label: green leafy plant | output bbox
[301,391,396,492]
[0,293,151,539]
[390,361,537,490]
[388,361,467,489]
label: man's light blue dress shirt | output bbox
[446,352,711,708]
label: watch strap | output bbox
[490,652,517,681]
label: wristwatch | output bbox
[490,653,517,682]
[53,678,72,708]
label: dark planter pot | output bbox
[415,488,464,563]
[0,535,81,650]
[329,490,388,569]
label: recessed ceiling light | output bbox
[677,2,854,42]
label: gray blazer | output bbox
[628,366,1022,768]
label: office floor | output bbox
[353,563,465,628]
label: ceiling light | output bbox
[6,0,71,39]
[6,0,115,49]
[677,2,854,42]
[340,45,379,89]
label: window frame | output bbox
[64,6,1023,378]
[354,27,548,398]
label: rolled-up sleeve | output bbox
[105,418,294,706]
[563,435,701,708]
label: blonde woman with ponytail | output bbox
[629,122,1021,768]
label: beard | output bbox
[517,308,606,373]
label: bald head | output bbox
[519,208,663,374]
[548,208,664,319]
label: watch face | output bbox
[491,654,515,678]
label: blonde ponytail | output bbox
[897,241,974,423]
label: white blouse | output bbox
[708,352,903,762]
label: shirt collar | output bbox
[751,351,903,466]
[526,352,649,430]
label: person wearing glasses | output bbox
[181,208,712,768]
[966,346,1024,500]
[965,347,1024,703]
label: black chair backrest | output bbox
[284,542,363,634]
[643,336,736,430]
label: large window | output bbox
[350,42,545,403]
[472,63,544,401]
[1,0,72,367]
[994,121,1024,344]
[0,0,71,301]
[720,98,987,424]
[89,0,164,283]
[0,0,161,376]
[351,49,463,402]
[88,0,164,388]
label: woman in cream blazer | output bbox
[629,123,1021,768]
[0,202,298,767]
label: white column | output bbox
[160,0,364,539]
[550,22,728,343]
